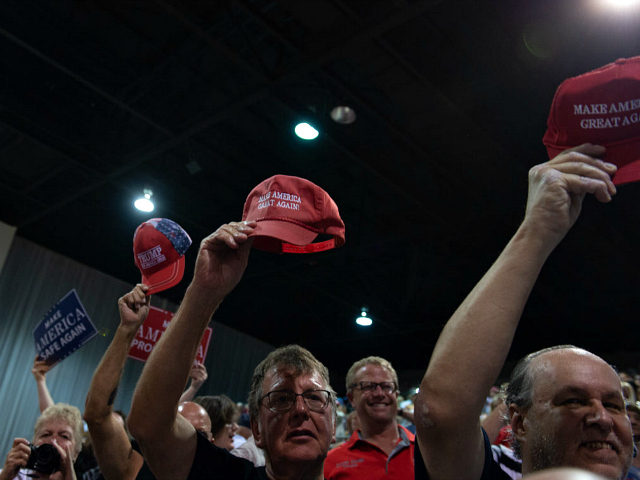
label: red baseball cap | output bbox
[133,218,192,294]
[543,56,640,185]
[242,175,345,253]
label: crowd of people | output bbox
[1,145,639,480]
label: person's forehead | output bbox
[263,366,325,391]
[37,418,73,435]
[530,349,621,398]
[354,363,393,382]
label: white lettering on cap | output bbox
[137,245,166,269]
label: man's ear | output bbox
[251,417,264,449]
[347,391,354,408]
[509,403,527,443]
[332,409,337,436]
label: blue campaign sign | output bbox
[33,289,98,365]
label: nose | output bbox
[292,394,310,417]
[370,384,387,396]
[585,401,614,431]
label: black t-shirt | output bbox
[414,429,512,480]
[131,439,156,480]
[74,446,104,480]
[187,432,269,480]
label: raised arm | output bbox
[128,221,255,480]
[414,144,616,480]
[83,284,149,480]
[178,363,208,403]
[32,355,55,412]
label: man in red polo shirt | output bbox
[324,357,414,479]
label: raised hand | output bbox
[117,283,151,331]
[32,355,52,383]
[191,221,256,299]
[189,363,208,390]
[523,143,616,246]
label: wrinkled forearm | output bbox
[128,284,221,440]
[178,384,199,403]
[84,324,138,425]
[36,379,54,413]
[415,223,555,480]
[420,224,552,424]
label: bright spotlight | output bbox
[356,316,372,326]
[601,0,640,7]
[294,122,319,140]
[134,189,154,212]
[355,307,372,326]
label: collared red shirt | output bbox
[324,425,415,479]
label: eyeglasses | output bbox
[260,389,332,413]
[349,381,397,394]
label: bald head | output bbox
[523,467,609,480]
[508,347,633,480]
[178,401,213,441]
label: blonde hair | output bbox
[345,356,398,392]
[34,403,83,456]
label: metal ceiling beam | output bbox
[2,1,447,226]
[234,0,458,187]
[331,0,511,164]
[159,0,446,220]
[0,26,174,137]
[0,2,448,229]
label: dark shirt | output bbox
[187,432,269,480]
[74,446,104,480]
[131,439,157,480]
[414,429,513,480]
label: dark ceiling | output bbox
[2,0,640,394]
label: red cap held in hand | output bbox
[242,175,345,253]
[543,56,640,185]
[133,218,192,294]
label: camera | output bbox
[25,443,60,474]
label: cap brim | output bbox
[545,143,640,186]
[249,220,318,251]
[614,159,640,185]
[141,256,186,295]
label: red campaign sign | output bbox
[128,306,212,364]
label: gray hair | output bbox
[505,345,586,457]
[248,344,335,422]
[345,356,398,392]
[34,403,84,457]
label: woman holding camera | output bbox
[0,403,81,480]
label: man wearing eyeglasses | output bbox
[324,357,414,479]
[128,221,336,480]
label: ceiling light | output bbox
[134,189,154,212]
[294,122,319,140]
[355,307,372,326]
[330,106,356,124]
[602,0,640,7]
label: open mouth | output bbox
[287,429,316,440]
[581,441,619,453]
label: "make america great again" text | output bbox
[257,190,302,211]
[573,98,640,129]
